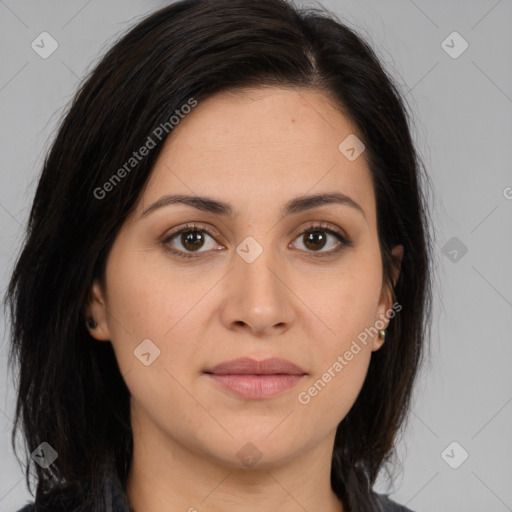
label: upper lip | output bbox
[205,357,306,375]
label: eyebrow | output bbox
[140,192,366,220]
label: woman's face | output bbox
[87,86,402,469]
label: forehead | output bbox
[137,87,376,225]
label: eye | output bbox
[290,222,352,257]
[161,221,352,260]
[162,223,221,259]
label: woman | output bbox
[5,0,433,511]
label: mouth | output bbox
[204,357,307,400]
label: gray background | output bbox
[1,1,511,511]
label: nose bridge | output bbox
[222,233,292,333]
[235,234,284,304]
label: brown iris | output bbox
[303,230,327,251]
[181,230,205,251]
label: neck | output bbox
[126,412,344,512]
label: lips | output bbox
[205,357,306,376]
[204,357,306,400]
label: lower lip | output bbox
[206,374,305,399]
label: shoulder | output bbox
[11,475,132,512]
[12,483,132,512]
[373,492,416,512]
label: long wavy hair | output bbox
[4,1,434,511]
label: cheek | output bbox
[103,254,204,436]
[296,345,371,424]
[294,271,379,422]
[102,245,216,403]
[104,241,202,342]
[285,267,381,425]
[307,255,383,346]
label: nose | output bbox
[219,244,295,337]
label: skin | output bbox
[86,86,403,512]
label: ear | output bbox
[372,244,404,351]
[84,278,111,341]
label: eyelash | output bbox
[161,222,353,260]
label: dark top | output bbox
[14,474,415,512]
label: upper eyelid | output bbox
[164,222,221,241]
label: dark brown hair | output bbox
[4,1,433,511]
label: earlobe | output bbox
[371,329,387,352]
[84,279,111,341]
